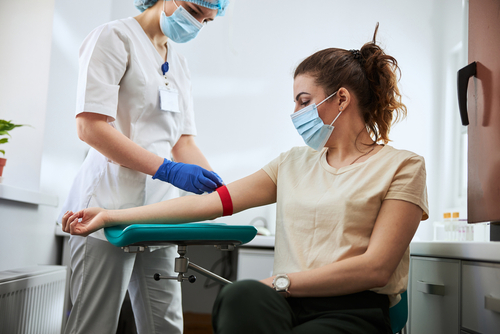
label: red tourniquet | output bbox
[216,185,233,216]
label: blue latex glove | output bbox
[153,158,224,194]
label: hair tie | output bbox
[349,49,365,66]
[349,49,361,59]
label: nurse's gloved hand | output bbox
[153,158,224,194]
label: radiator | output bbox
[0,265,67,334]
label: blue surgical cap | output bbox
[134,0,229,16]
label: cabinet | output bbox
[461,261,500,333]
[409,257,460,333]
[409,242,500,334]
[237,248,274,280]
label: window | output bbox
[441,1,468,215]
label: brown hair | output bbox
[293,23,406,144]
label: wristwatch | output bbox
[272,274,291,297]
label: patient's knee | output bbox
[218,280,266,303]
[215,280,274,313]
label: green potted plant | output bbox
[0,120,27,179]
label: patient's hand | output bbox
[62,208,107,237]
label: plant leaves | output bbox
[0,120,30,156]
[0,120,28,132]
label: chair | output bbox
[104,222,258,285]
[389,290,408,334]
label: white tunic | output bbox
[61,17,197,241]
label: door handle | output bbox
[485,295,500,313]
[417,280,445,296]
[457,61,477,126]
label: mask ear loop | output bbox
[316,90,342,126]
[329,108,343,126]
[164,0,178,14]
[317,90,338,107]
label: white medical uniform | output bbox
[60,17,196,334]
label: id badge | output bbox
[159,86,180,113]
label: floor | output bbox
[184,313,213,334]
[116,293,213,334]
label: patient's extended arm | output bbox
[62,169,276,237]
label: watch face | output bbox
[275,277,289,289]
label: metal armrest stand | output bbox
[122,243,235,286]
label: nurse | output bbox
[59,0,228,333]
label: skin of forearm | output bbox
[286,253,391,298]
[171,135,213,171]
[105,191,224,227]
[77,113,164,175]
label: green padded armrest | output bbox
[104,222,258,248]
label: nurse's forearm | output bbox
[105,192,223,227]
[76,113,163,175]
[172,135,213,171]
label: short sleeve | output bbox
[75,24,128,121]
[262,150,292,185]
[385,156,429,220]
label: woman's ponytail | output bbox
[359,23,406,143]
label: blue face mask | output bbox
[160,2,204,43]
[291,90,342,151]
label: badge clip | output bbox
[161,61,170,86]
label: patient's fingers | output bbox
[69,209,91,237]
[69,215,82,235]
[65,211,80,233]
[62,211,73,233]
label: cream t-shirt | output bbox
[262,145,429,306]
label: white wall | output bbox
[41,0,115,211]
[0,0,54,190]
[0,0,59,272]
[0,0,467,272]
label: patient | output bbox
[63,24,428,334]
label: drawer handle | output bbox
[417,280,445,296]
[485,295,500,313]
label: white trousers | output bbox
[64,235,183,334]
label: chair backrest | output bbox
[389,290,408,334]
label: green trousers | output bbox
[212,280,391,334]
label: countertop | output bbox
[410,241,500,262]
[241,235,275,248]
[0,183,58,206]
[242,238,500,261]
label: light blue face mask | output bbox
[160,2,204,43]
[291,90,342,151]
